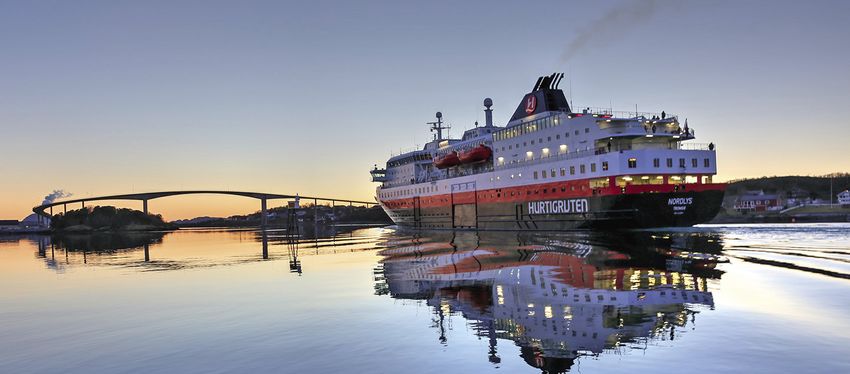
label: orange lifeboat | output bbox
[458,144,492,164]
[433,151,460,169]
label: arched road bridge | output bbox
[32,190,377,227]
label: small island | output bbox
[50,206,176,232]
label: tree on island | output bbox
[51,206,172,231]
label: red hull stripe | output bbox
[379,178,726,210]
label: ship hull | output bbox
[379,188,724,230]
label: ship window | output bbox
[534,171,538,179]
[585,128,590,133]
[580,164,586,173]
[679,158,686,168]
[591,177,610,188]
[531,140,535,145]
[628,158,637,168]
[548,136,552,141]
[565,132,570,138]
[560,168,566,176]
[541,170,547,179]
[704,158,710,167]
[602,161,609,171]
[667,158,673,167]
[653,158,660,167]
[692,158,698,167]
[523,142,527,146]
[574,130,579,135]
[551,169,556,178]
[570,166,575,175]
[591,163,597,172]
[556,134,561,140]
[539,138,543,143]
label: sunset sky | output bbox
[2,0,848,220]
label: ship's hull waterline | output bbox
[380,188,725,230]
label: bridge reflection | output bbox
[374,230,726,372]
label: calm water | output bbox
[2,224,850,373]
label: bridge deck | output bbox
[33,190,377,219]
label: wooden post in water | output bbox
[261,230,268,259]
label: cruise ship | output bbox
[370,73,725,229]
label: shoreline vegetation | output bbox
[711,174,850,223]
[171,204,392,228]
[50,206,177,233]
[46,204,393,233]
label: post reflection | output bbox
[374,231,725,372]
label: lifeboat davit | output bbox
[433,151,460,169]
[458,144,492,164]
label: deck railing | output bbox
[572,106,676,120]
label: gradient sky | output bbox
[2,0,849,220]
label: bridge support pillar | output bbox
[261,198,268,228]
[143,200,148,215]
[63,204,67,214]
[82,201,85,209]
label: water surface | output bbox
[1,224,849,373]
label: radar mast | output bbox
[427,112,450,141]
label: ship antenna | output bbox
[568,66,573,110]
[427,112,450,141]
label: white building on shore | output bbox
[838,190,850,206]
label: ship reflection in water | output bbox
[375,231,725,372]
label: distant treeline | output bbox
[726,173,850,200]
[51,206,174,231]
[173,205,391,227]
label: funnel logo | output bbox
[525,95,537,114]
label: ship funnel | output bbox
[508,73,571,122]
[483,98,494,127]
[532,77,543,92]
[554,73,564,89]
[539,75,552,91]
